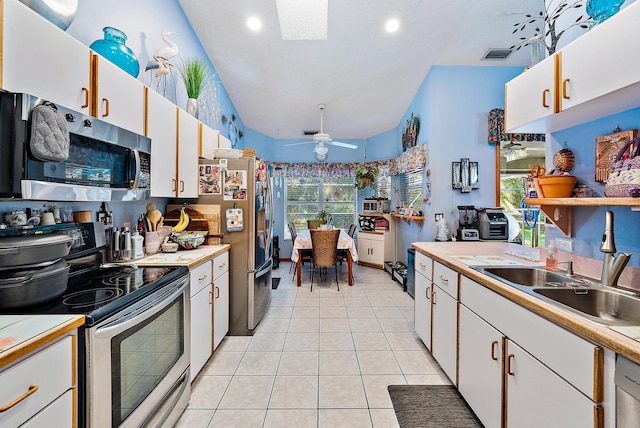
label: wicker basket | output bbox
[553,148,575,172]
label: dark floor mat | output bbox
[388,385,483,428]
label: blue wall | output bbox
[548,107,640,267]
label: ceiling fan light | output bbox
[314,145,329,155]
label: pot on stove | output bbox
[0,233,73,267]
[0,259,70,308]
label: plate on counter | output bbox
[212,148,243,159]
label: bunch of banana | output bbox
[172,208,190,233]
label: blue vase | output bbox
[586,0,626,25]
[89,27,139,78]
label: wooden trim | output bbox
[495,141,501,206]
[501,336,508,428]
[594,404,604,428]
[593,347,604,402]
[71,334,77,386]
[0,317,84,368]
[175,107,180,197]
[90,53,98,117]
[356,260,383,269]
[143,86,149,136]
[455,300,460,388]
[198,122,203,157]
[554,52,562,113]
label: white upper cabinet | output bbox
[505,0,640,133]
[2,0,91,113]
[177,109,200,198]
[93,54,145,135]
[147,89,178,198]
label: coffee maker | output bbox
[456,205,479,241]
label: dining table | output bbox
[291,228,358,287]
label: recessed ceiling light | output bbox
[247,17,262,31]
[385,19,400,33]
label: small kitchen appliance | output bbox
[477,207,509,240]
[362,198,391,214]
[456,205,479,241]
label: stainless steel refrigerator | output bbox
[198,157,273,335]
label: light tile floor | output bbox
[175,262,450,428]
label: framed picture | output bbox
[452,162,461,189]
[595,129,638,182]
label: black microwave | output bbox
[0,92,150,201]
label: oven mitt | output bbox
[226,206,244,232]
[30,101,70,162]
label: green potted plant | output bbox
[355,163,379,191]
[177,56,208,117]
[316,209,332,225]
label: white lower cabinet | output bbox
[431,284,457,383]
[212,251,230,350]
[459,275,607,427]
[0,335,76,428]
[414,268,432,350]
[189,260,213,382]
[458,305,502,428]
[357,231,385,268]
[505,339,597,428]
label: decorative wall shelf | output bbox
[391,214,425,230]
[524,197,640,237]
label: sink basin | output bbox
[534,288,640,325]
[479,266,573,287]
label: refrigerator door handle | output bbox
[264,177,274,257]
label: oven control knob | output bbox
[65,113,75,122]
[83,119,93,127]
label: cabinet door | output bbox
[147,90,178,198]
[357,236,371,263]
[2,0,91,113]
[94,55,145,134]
[200,124,221,159]
[190,284,213,382]
[560,2,640,112]
[213,270,230,350]
[177,109,200,198]
[458,305,502,428]
[369,237,385,266]
[504,55,556,132]
[431,285,457,383]
[414,271,432,350]
[20,389,73,428]
[506,340,598,427]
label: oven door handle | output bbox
[95,276,188,338]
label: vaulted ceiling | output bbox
[178,0,542,141]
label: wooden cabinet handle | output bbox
[426,286,431,300]
[418,262,427,268]
[432,289,436,305]
[0,385,38,413]
[542,88,550,108]
[180,180,185,193]
[198,274,208,281]
[562,78,570,99]
[102,98,110,117]
[491,340,499,361]
[215,286,220,299]
[209,291,212,304]
[218,262,226,269]
[507,354,515,376]
[439,275,448,282]
[172,179,177,192]
[81,88,90,108]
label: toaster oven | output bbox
[362,199,390,213]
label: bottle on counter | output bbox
[546,239,558,271]
[131,230,144,260]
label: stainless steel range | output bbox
[0,223,191,427]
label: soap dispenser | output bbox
[546,239,558,271]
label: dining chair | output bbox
[307,219,322,229]
[288,222,312,277]
[337,223,357,265]
[310,228,341,291]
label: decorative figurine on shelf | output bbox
[145,31,179,99]
[177,56,208,118]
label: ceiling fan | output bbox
[284,104,357,161]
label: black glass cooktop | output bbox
[4,265,188,326]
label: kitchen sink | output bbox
[477,266,576,287]
[534,288,640,325]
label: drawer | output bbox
[213,251,229,279]
[433,261,458,299]
[21,389,73,428]
[0,336,73,428]
[359,231,384,242]
[415,252,432,281]
[190,259,212,297]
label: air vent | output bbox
[483,48,513,60]
[303,130,319,136]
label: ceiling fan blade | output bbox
[329,141,358,149]
[284,141,315,147]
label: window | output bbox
[285,177,356,238]
[399,168,423,211]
